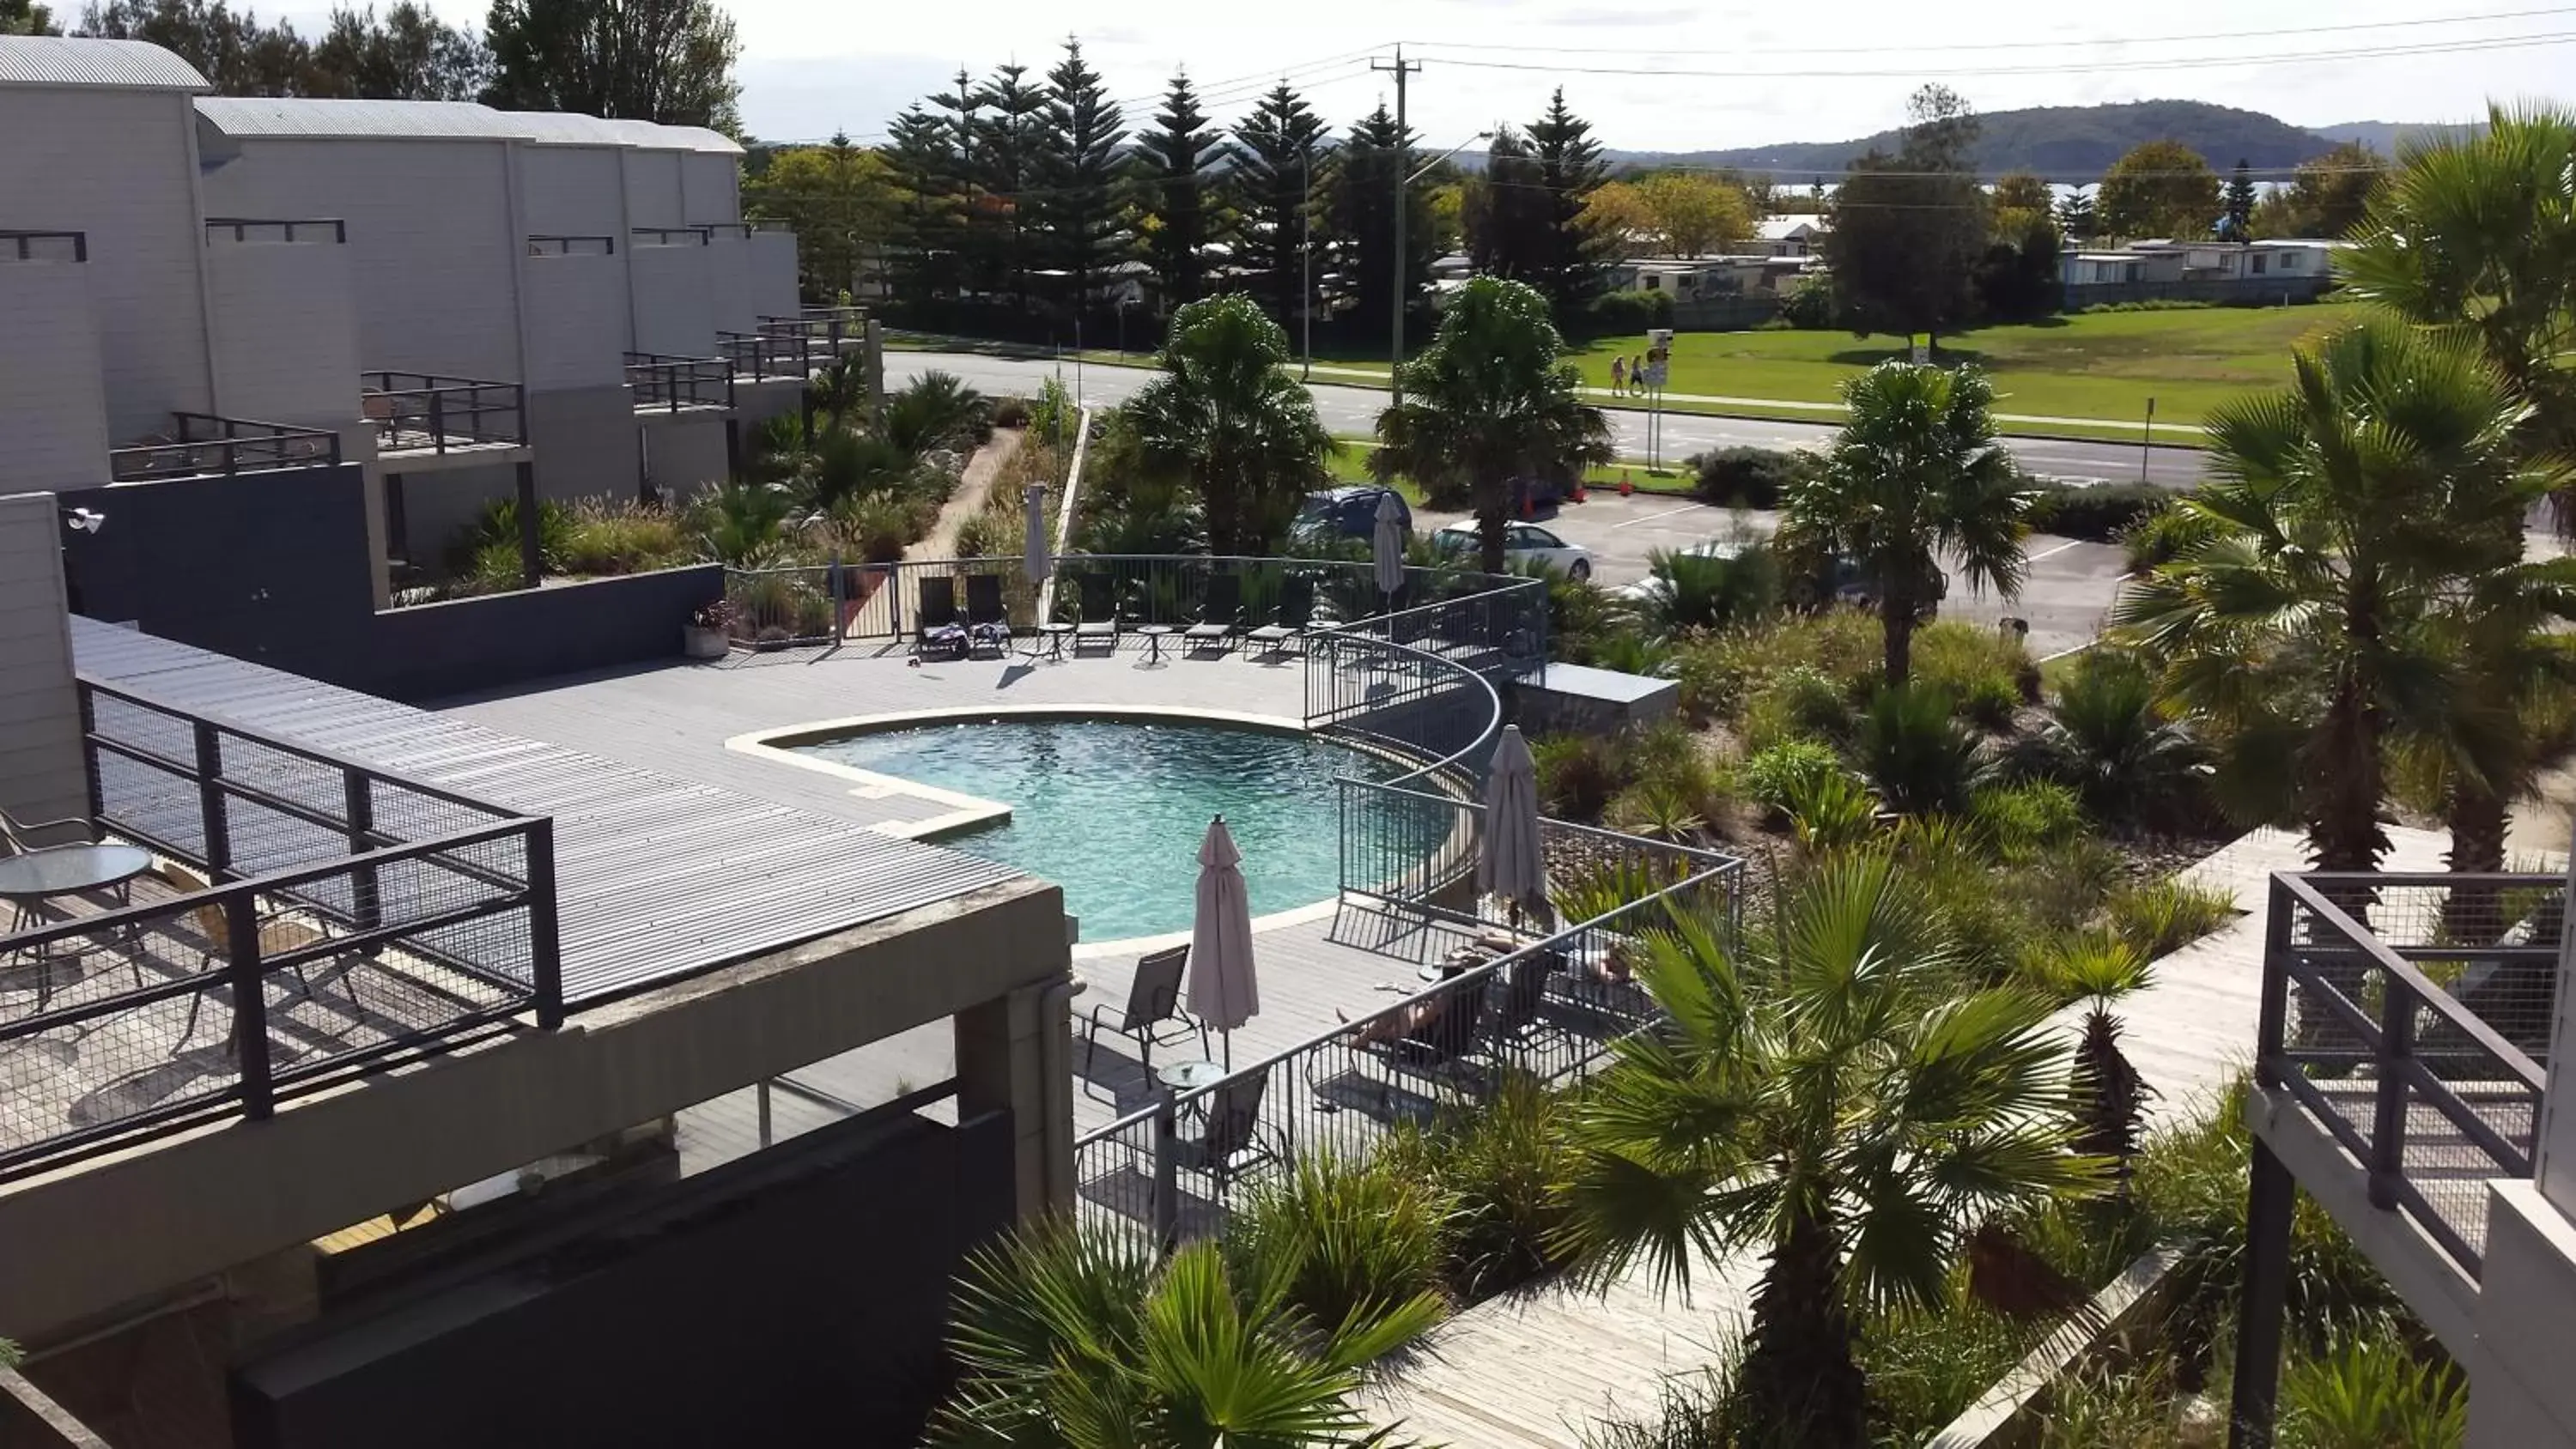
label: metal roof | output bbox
[71,620,1023,1005]
[0,36,210,91]
[192,96,742,155]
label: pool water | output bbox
[799,718,1419,941]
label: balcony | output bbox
[362,372,531,468]
[717,328,829,385]
[527,233,616,258]
[625,350,734,416]
[107,413,342,483]
[757,306,867,355]
[1,229,86,263]
[631,226,711,248]
[203,216,344,246]
[0,681,561,1179]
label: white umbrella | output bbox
[1188,815,1260,1068]
[1371,490,1406,604]
[1023,482,1050,585]
[1477,724,1549,928]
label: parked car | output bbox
[1431,521,1593,580]
[1613,537,1754,606]
[1294,486,1410,543]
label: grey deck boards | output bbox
[71,621,1020,1003]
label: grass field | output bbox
[1322,440,1690,501]
[1313,300,2353,427]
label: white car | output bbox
[1431,522,1595,580]
[1615,538,1754,605]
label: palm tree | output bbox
[1371,276,1613,575]
[1786,362,2031,687]
[2111,318,2538,874]
[1554,852,2099,1449]
[2338,107,2576,888]
[931,1223,1436,1449]
[1123,294,1333,556]
[883,370,994,458]
[2038,932,2156,1198]
[2010,651,2205,828]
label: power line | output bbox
[1397,4,2576,57]
[1408,29,2576,80]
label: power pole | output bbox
[1372,46,1422,410]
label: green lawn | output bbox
[1308,301,2353,428]
[1324,440,1691,501]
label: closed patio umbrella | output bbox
[1188,815,1259,1068]
[1023,482,1049,585]
[1478,724,1549,929]
[1371,490,1406,607]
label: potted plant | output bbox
[683,598,735,659]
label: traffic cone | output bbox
[1572,479,1588,503]
[1619,471,1633,497]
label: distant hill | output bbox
[1606,100,2346,182]
[2310,119,2487,154]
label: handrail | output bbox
[361,373,527,453]
[106,412,342,482]
[204,217,346,245]
[632,225,712,246]
[1,229,86,262]
[528,233,616,257]
[624,351,735,413]
[2278,874,2545,1089]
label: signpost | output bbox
[1641,330,1674,471]
[2140,396,2156,482]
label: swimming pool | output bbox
[795,718,1425,941]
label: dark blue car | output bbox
[1295,486,1411,541]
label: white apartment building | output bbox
[0,35,817,607]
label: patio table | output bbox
[0,843,154,1009]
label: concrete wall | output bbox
[204,233,364,432]
[524,385,641,502]
[201,138,522,384]
[620,150,686,229]
[0,258,112,494]
[705,228,756,334]
[0,494,88,828]
[520,252,630,391]
[749,231,801,314]
[518,144,625,238]
[629,239,714,357]
[2467,1182,2576,1447]
[682,153,738,225]
[0,879,1068,1340]
[370,565,719,700]
[391,459,519,574]
[640,415,731,495]
[2541,848,2576,1217]
[0,85,211,440]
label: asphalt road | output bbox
[885,350,2208,489]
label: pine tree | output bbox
[1462,127,1551,283]
[967,62,1048,306]
[2224,158,2257,237]
[1333,101,1433,351]
[1525,88,1610,316]
[2055,190,2097,243]
[1137,70,1225,312]
[1032,37,1127,319]
[886,101,968,299]
[1230,82,1332,331]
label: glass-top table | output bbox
[0,844,154,906]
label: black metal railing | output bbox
[1,230,86,263]
[718,330,829,384]
[1073,840,1742,1250]
[2260,871,2560,1276]
[107,413,342,482]
[528,233,617,257]
[362,373,526,456]
[626,351,735,413]
[756,311,865,355]
[632,226,712,247]
[204,217,346,245]
[0,682,562,1176]
[696,221,756,239]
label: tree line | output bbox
[12,0,739,130]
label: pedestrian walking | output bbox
[1609,355,1626,394]
[1629,355,1646,396]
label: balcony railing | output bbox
[631,226,712,247]
[1,229,86,263]
[2261,871,2561,1276]
[107,413,342,482]
[528,233,616,257]
[718,329,828,384]
[361,373,526,458]
[204,217,345,245]
[0,682,561,1176]
[758,307,866,351]
[625,351,735,414]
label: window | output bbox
[1525,527,1565,549]
[2252,254,2267,275]
[1643,274,1661,291]
[2124,263,2142,283]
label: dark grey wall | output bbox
[231,1106,1013,1449]
[55,466,720,704]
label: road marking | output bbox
[1609,502,1709,530]
[2027,538,2088,563]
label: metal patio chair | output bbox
[1079,944,1205,1101]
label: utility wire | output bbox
[1407,29,2576,80]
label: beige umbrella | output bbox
[1188,815,1260,1068]
[1478,724,1549,928]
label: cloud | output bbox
[1545,5,1696,23]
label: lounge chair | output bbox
[160,863,350,1052]
[1172,1070,1283,1191]
[914,576,967,660]
[963,573,1012,658]
[1182,574,1242,655]
[1079,944,1206,1101]
[1246,575,1315,658]
[1075,573,1121,654]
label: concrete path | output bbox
[1365,825,2555,1446]
[906,427,1024,563]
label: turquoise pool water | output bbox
[798,718,1419,941]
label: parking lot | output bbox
[1413,489,2129,660]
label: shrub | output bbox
[1911,618,2032,730]
[2123,499,2221,573]
[1227,1151,1453,1340]
[2022,481,2168,543]
[1856,684,1986,815]
[1589,631,1677,679]
[1582,288,1674,336]
[1671,608,1882,723]
[2106,877,2237,956]
[1608,780,1709,843]
[1741,664,1853,751]
[1860,1298,2046,1447]
[1534,734,1628,822]
[559,498,690,575]
[1631,540,1780,635]
[2011,649,2207,828]
[1686,446,1818,508]
[824,492,920,563]
[882,369,993,457]
[1788,768,1881,852]
[1378,1074,1572,1299]
[1778,276,1837,330]
[445,495,571,576]
[2279,1317,2467,1449]
[1743,739,1844,815]
[1971,781,2086,863]
[990,395,1032,429]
